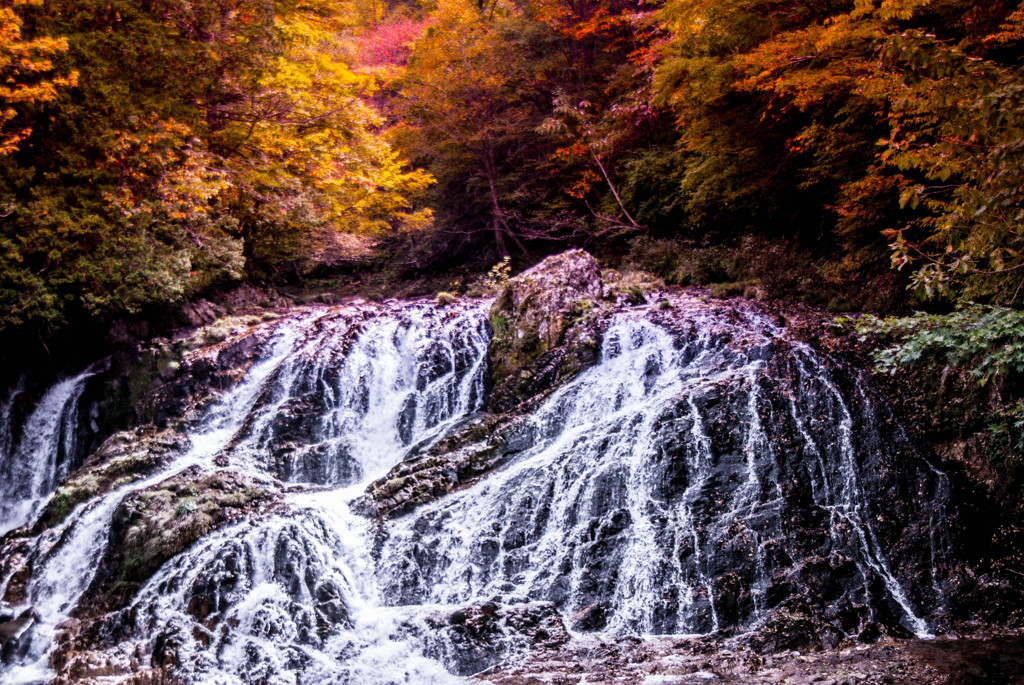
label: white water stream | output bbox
[0,366,103,538]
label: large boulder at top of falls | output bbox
[487,250,608,412]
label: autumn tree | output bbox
[392,0,663,260]
[0,0,75,155]
[207,9,433,275]
[0,0,431,334]
[394,0,549,258]
[678,0,1024,304]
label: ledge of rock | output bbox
[415,600,569,677]
[73,468,277,619]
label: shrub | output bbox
[854,305,1024,457]
[738,236,816,300]
[435,291,458,306]
[624,236,739,285]
[855,306,1024,387]
[175,497,198,518]
[484,257,512,292]
[709,281,748,298]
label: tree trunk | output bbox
[591,149,640,229]
[484,150,510,258]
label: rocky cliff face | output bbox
[0,251,1020,684]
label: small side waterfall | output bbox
[0,295,951,684]
[0,366,100,538]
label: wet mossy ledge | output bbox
[22,316,283,535]
[37,429,188,531]
[76,469,276,617]
[486,249,607,410]
[483,249,670,412]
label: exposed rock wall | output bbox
[487,250,609,412]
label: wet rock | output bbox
[746,606,819,654]
[359,411,545,519]
[179,299,227,328]
[214,282,287,313]
[76,469,277,617]
[37,427,187,530]
[488,249,608,411]
[571,604,608,632]
[0,608,38,664]
[473,631,1024,684]
[418,600,570,676]
[0,539,31,605]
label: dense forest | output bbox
[0,1,1021,452]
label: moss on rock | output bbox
[38,428,187,530]
[486,250,612,412]
[76,470,275,616]
[487,250,604,384]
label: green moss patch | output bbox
[77,471,274,616]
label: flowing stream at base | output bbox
[0,296,945,684]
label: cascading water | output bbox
[102,304,489,684]
[1,302,491,684]
[0,316,308,684]
[379,303,940,639]
[0,293,950,684]
[0,367,100,538]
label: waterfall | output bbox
[0,316,308,684]
[0,366,101,538]
[0,296,947,684]
[121,303,490,684]
[0,302,489,684]
[224,304,489,483]
[380,304,936,638]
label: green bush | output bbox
[737,236,816,300]
[624,235,818,298]
[855,305,1024,455]
[435,291,458,306]
[625,236,740,286]
[175,497,198,518]
[709,281,748,298]
[855,306,1024,387]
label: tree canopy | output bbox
[3,0,1024,340]
[0,0,429,333]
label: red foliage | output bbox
[357,19,429,67]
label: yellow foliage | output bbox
[0,0,77,154]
